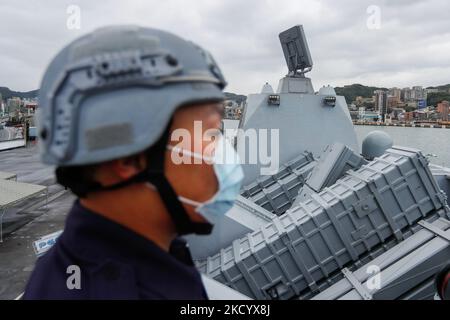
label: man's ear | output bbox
[110,154,146,180]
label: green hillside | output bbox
[0,87,38,101]
[335,84,387,104]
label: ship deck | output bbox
[0,144,75,299]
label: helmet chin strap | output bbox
[72,121,214,236]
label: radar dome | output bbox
[362,131,393,160]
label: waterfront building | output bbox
[401,87,412,101]
[411,86,427,102]
[6,97,21,114]
[389,87,402,101]
[391,107,405,120]
[374,90,388,120]
[437,100,449,121]
[387,95,400,108]
[24,102,38,115]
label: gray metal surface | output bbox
[185,195,277,260]
[304,143,366,192]
[276,76,315,94]
[201,275,252,300]
[362,131,394,160]
[0,171,17,181]
[241,151,315,216]
[279,25,313,75]
[200,147,449,299]
[295,143,366,204]
[240,86,358,186]
[312,217,450,300]
[239,27,357,185]
[429,164,450,206]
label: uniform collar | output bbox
[57,201,207,299]
[59,200,194,268]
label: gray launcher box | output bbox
[200,146,449,299]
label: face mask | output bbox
[166,135,244,224]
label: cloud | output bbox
[1,0,449,94]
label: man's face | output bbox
[164,102,224,223]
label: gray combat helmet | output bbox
[37,25,227,166]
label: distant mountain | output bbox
[0,87,246,105]
[2,83,449,106]
[426,84,450,91]
[335,84,387,104]
[334,83,450,107]
[224,92,246,104]
[0,87,38,101]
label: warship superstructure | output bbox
[187,25,450,300]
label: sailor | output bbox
[23,25,243,299]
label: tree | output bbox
[335,84,387,104]
[405,105,416,112]
[427,92,450,107]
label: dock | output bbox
[353,121,450,129]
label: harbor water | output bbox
[354,125,450,167]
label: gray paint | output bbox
[313,218,450,300]
[240,78,358,185]
[185,196,276,260]
[201,147,449,299]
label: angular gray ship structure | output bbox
[187,25,450,300]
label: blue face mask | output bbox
[166,136,244,224]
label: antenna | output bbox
[279,25,313,77]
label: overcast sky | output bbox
[1,0,449,95]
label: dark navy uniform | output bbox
[23,201,208,300]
